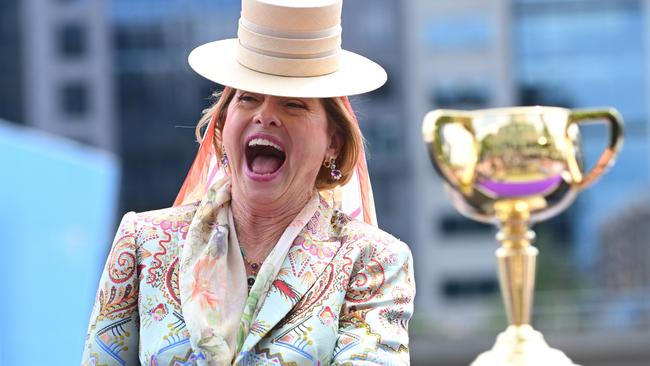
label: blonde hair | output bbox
[195,87,362,190]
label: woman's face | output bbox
[222,90,340,206]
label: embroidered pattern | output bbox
[82,195,415,366]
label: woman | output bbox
[82,1,415,365]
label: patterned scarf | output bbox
[178,175,320,365]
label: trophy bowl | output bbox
[423,106,623,224]
[422,106,624,366]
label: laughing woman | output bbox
[81,1,415,365]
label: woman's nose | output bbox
[255,100,282,127]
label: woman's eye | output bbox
[238,94,257,102]
[286,101,306,109]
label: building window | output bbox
[58,23,86,58]
[441,276,498,300]
[518,83,573,108]
[114,24,165,51]
[360,116,403,158]
[433,84,491,109]
[61,81,89,116]
[439,213,493,236]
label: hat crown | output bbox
[237,0,343,77]
[242,0,342,32]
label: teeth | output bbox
[248,138,283,151]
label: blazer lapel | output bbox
[235,197,343,361]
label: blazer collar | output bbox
[234,194,343,362]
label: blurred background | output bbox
[1,0,649,365]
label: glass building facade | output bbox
[515,0,649,276]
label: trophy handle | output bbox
[567,108,624,189]
[422,110,477,195]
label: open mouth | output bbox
[245,137,286,176]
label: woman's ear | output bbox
[326,129,344,159]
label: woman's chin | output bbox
[234,163,316,207]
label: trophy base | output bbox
[471,325,579,366]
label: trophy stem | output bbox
[470,199,579,366]
[495,199,538,326]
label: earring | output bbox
[220,146,229,168]
[324,157,341,181]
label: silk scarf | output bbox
[178,175,320,365]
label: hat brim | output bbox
[188,39,387,98]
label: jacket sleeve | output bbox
[331,239,416,366]
[81,212,141,366]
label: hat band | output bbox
[238,20,341,56]
[240,42,337,60]
[236,42,340,77]
[239,18,341,40]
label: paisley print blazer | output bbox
[82,198,415,365]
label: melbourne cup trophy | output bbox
[422,107,624,366]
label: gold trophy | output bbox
[422,106,624,366]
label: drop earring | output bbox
[220,146,229,168]
[324,157,341,181]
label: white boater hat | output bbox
[188,0,387,98]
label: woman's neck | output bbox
[230,189,313,261]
